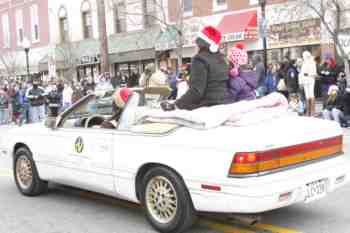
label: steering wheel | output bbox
[85,115,106,128]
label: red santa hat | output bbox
[228,43,248,67]
[113,88,133,108]
[326,57,337,69]
[197,26,222,53]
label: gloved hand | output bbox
[160,101,176,112]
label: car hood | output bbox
[0,125,15,148]
[172,116,342,152]
[6,123,46,136]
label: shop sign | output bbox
[80,55,99,65]
[222,32,245,43]
[268,18,321,49]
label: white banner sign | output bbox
[222,32,245,42]
[339,34,350,59]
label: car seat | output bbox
[117,92,141,131]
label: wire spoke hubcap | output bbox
[16,155,33,189]
[146,176,178,224]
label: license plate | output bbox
[305,179,327,203]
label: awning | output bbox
[38,41,99,72]
[217,10,258,42]
[39,27,161,72]
[155,26,178,51]
[109,26,161,54]
[109,49,155,64]
[38,54,67,72]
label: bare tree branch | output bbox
[109,0,207,69]
[300,0,350,84]
[0,52,20,78]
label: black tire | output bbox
[13,147,48,196]
[141,167,196,233]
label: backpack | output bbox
[12,96,22,112]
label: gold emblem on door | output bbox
[74,137,84,153]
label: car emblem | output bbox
[75,137,84,154]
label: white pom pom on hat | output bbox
[197,26,222,53]
[113,88,133,109]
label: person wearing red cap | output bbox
[319,57,337,97]
[161,26,229,111]
[100,87,133,129]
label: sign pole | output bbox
[260,0,268,76]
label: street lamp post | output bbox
[259,0,267,76]
[22,37,31,82]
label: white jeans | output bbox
[301,79,315,99]
[322,108,344,124]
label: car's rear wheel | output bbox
[141,167,196,233]
[14,147,48,196]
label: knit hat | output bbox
[114,88,133,109]
[328,85,339,95]
[325,57,337,69]
[228,43,248,67]
[197,26,222,53]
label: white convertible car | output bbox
[1,93,349,233]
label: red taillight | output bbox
[234,152,258,164]
[201,184,221,191]
[229,136,343,176]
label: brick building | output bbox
[44,0,168,81]
[157,0,332,68]
[0,0,50,80]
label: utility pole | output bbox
[96,0,109,75]
[259,0,267,76]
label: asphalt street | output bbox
[0,127,349,233]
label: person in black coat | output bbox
[319,58,337,97]
[322,85,347,126]
[161,26,228,111]
[285,60,299,95]
[47,84,62,117]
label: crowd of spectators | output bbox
[1,25,350,128]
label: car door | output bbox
[47,127,115,194]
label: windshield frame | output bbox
[56,94,96,128]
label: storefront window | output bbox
[114,0,126,33]
[264,45,321,65]
[58,7,69,42]
[59,17,69,42]
[143,0,156,28]
[82,12,93,38]
[213,0,227,11]
[183,0,192,13]
[81,1,93,39]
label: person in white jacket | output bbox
[62,83,73,111]
[139,63,167,88]
[139,63,168,106]
[299,51,317,116]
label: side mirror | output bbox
[45,117,57,129]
